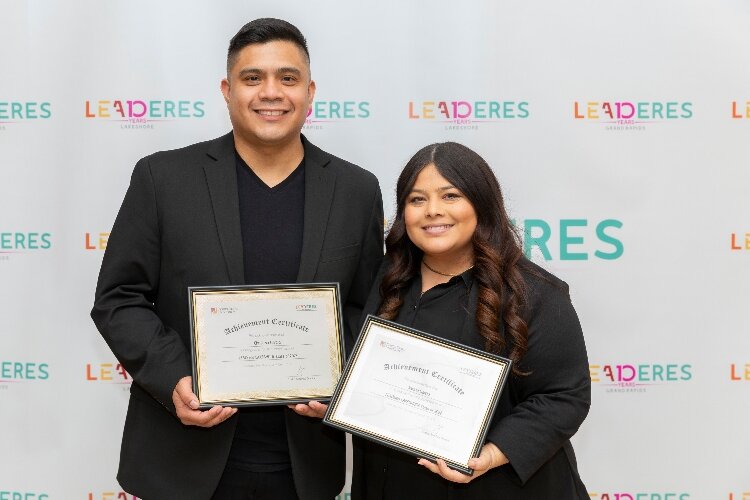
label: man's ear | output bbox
[220,78,231,103]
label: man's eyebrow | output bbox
[237,67,302,78]
[276,67,302,76]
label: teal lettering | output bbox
[38,363,49,380]
[666,364,678,381]
[343,101,355,118]
[330,101,341,119]
[40,102,51,118]
[178,100,190,118]
[638,364,650,381]
[681,102,693,118]
[637,101,649,119]
[681,365,692,381]
[594,220,623,259]
[503,101,515,118]
[11,102,23,119]
[193,101,205,117]
[314,101,325,118]
[14,362,23,378]
[26,102,39,119]
[517,101,529,118]
[652,102,664,119]
[652,364,664,381]
[1,233,11,248]
[523,219,552,260]
[1,362,11,378]
[560,219,587,260]
[474,101,486,119]
[149,100,162,118]
[40,233,52,249]
[0,102,8,119]
[27,233,39,249]
[15,233,25,249]
[666,101,678,119]
[358,101,370,118]
[164,100,175,117]
[488,101,501,119]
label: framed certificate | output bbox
[188,283,344,408]
[324,315,511,474]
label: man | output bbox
[92,18,383,500]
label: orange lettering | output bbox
[574,102,584,119]
[731,101,742,118]
[408,102,419,119]
[731,233,741,250]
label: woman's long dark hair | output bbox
[378,142,531,375]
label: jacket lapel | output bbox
[297,136,336,282]
[203,132,245,285]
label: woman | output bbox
[351,142,590,499]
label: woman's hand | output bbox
[417,442,508,483]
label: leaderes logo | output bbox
[86,362,131,384]
[0,101,52,131]
[574,100,693,131]
[295,304,317,311]
[0,491,50,500]
[589,492,690,500]
[513,218,624,261]
[303,100,370,131]
[0,232,52,262]
[590,362,692,393]
[87,491,141,500]
[0,360,50,391]
[409,99,529,130]
[84,99,205,129]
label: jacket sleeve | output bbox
[91,157,192,414]
[485,280,591,484]
[342,181,384,354]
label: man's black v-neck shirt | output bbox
[227,151,305,472]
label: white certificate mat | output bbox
[189,284,344,407]
[324,315,511,474]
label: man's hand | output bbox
[417,442,508,483]
[172,376,237,427]
[287,400,328,419]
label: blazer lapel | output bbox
[203,132,245,285]
[297,136,336,282]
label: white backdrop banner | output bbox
[1,1,748,499]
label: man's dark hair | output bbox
[227,18,310,75]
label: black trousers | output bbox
[211,467,299,500]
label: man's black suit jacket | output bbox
[92,133,384,500]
